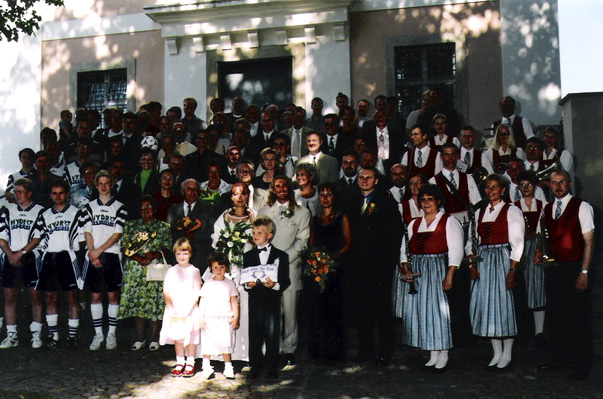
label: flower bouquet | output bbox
[216,221,252,266]
[302,247,335,293]
[176,216,202,233]
[123,231,156,257]
[198,189,221,206]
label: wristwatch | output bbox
[21,249,28,254]
[581,269,588,275]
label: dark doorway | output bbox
[218,57,293,111]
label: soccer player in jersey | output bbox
[38,179,82,348]
[81,170,127,350]
[0,178,45,349]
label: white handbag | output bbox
[146,251,170,281]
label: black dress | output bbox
[306,213,345,361]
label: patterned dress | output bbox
[118,218,172,321]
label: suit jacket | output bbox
[167,200,219,273]
[321,133,353,164]
[297,153,339,185]
[184,149,222,182]
[348,189,403,284]
[258,202,310,291]
[248,130,277,164]
[335,176,359,212]
[120,170,161,220]
[282,126,313,158]
[243,246,290,302]
[363,121,406,171]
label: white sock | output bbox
[30,321,43,333]
[68,318,79,338]
[533,310,545,335]
[497,338,514,369]
[46,314,59,340]
[488,339,502,366]
[435,350,449,369]
[425,350,439,367]
[176,356,185,365]
[91,303,103,336]
[202,358,211,370]
[0,316,4,330]
[186,356,196,366]
[107,304,119,335]
[6,324,17,335]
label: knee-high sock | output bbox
[46,314,59,340]
[489,339,502,366]
[68,318,79,338]
[91,303,103,335]
[425,350,439,367]
[435,350,449,369]
[107,304,119,335]
[533,310,545,335]
[497,338,514,368]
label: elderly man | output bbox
[491,96,534,149]
[297,131,339,185]
[363,109,406,172]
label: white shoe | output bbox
[223,364,235,379]
[0,332,18,349]
[89,334,104,350]
[106,333,117,350]
[202,366,215,380]
[31,331,43,349]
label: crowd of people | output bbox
[0,91,594,381]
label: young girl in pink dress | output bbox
[199,252,240,380]
[159,238,202,377]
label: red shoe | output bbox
[172,364,184,377]
[182,364,196,378]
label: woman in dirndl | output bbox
[467,174,525,370]
[400,184,464,371]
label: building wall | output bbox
[41,29,165,129]
[349,2,503,136]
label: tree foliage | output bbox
[0,0,64,42]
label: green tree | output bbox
[0,0,64,42]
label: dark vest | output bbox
[406,147,438,179]
[466,149,483,174]
[545,197,585,262]
[401,200,419,225]
[409,214,449,255]
[477,204,510,245]
[435,172,470,214]
[514,199,543,234]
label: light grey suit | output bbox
[258,201,311,354]
[283,126,313,159]
[298,152,339,185]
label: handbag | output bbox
[146,251,170,281]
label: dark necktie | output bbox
[329,137,335,153]
[187,203,192,216]
[555,200,562,220]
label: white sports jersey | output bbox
[6,170,34,194]
[81,197,127,254]
[41,204,81,252]
[65,161,83,186]
[0,202,45,251]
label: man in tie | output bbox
[222,145,241,184]
[536,171,595,381]
[297,131,339,185]
[167,178,218,274]
[388,163,408,203]
[504,158,547,203]
[363,109,405,172]
[348,166,403,366]
[491,96,534,149]
[459,125,493,174]
[283,107,312,160]
[401,124,440,179]
[248,111,278,164]
[335,150,360,210]
[524,137,545,173]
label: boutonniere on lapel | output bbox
[366,203,376,216]
[281,207,294,218]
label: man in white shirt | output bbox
[297,132,339,185]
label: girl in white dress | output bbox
[199,253,240,380]
[159,238,202,378]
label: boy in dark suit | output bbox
[243,216,290,378]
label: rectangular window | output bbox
[77,68,127,122]
[394,43,456,120]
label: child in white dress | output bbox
[159,238,202,378]
[200,252,240,379]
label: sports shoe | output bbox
[201,365,214,380]
[31,331,43,349]
[224,364,235,380]
[89,334,104,350]
[105,333,117,350]
[0,332,18,349]
[47,334,60,349]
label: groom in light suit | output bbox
[258,176,310,365]
[167,178,218,274]
[297,131,339,185]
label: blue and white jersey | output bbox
[6,170,34,194]
[41,204,81,252]
[0,202,45,251]
[81,197,127,254]
[65,161,83,187]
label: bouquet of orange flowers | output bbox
[303,248,335,293]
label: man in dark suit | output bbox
[184,130,221,183]
[282,107,313,159]
[167,178,218,273]
[335,150,360,210]
[243,216,291,378]
[322,113,352,164]
[348,166,403,366]
[363,109,406,173]
[248,111,278,164]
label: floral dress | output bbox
[117,218,172,321]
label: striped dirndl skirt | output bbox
[522,236,546,309]
[414,253,453,350]
[393,266,420,347]
[470,244,517,337]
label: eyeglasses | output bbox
[551,180,568,186]
[519,183,533,188]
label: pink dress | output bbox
[199,277,239,355]
[159,264,201,345]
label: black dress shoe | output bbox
[267,369,279,379]
[249,368,262,379]
[375,357,390,368]
[285,353,296,366]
